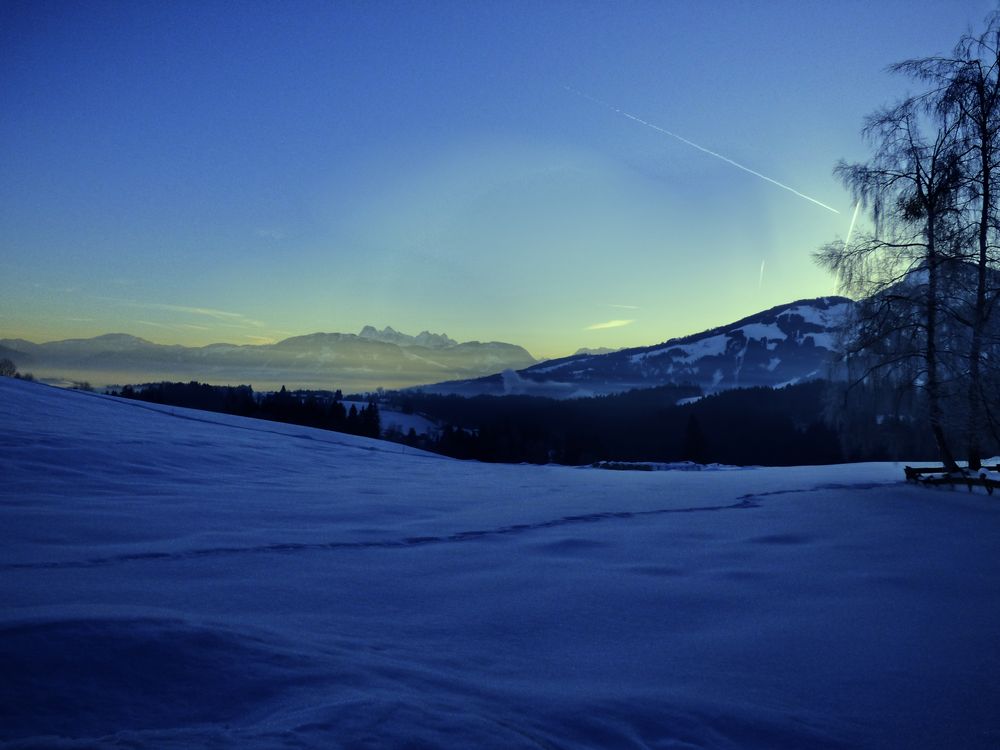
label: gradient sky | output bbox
[1,0,995,359]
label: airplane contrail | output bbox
[831,202,862,295]
[844,201,861,247]
[566,86,840,215]
[758,259,766,290]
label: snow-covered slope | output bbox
[422,296,852,397]
[2,377,999,748]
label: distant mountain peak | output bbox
[358,326,458,349]
[90,333,154,346]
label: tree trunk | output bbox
[966,92,990,471]
[926,212,960,472]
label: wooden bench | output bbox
[904,465,1000,495]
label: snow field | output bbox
[1,377,999,748]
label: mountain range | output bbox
[0,327,536,391]
[1,298,852,394]
[418,296,852,398]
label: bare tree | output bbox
[892,16,1000,469]
[817,100,964,471]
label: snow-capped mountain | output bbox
[420,297,852,398]
[358,325,459,349]
[0,327,536,391]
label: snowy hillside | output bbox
[422,296,852,398]
[2,377,999,748]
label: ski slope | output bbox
[1,377,999,748]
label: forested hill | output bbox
[105,377,943,466]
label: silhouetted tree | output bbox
[682,414,709,464]
[346,403,359,434]
[893,16,1000,469]
[0,358,15,377]
[361,400,381,438]
[817,98,964,471]
[817,12,1000,471]
[328,399,347,428]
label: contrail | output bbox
[566,86,840,215]
[844,201,861,247]
[831,202,862,295]
[758,259,766,290]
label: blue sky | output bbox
[1,0,994,357]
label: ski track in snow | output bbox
[1,483,893,572]
[1,498,760,570]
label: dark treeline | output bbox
[105,378,945,466]
[390,381,893,466]
[109,381,381,439]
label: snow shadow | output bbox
[0,618,324,742]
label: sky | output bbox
[1,0,995,359]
